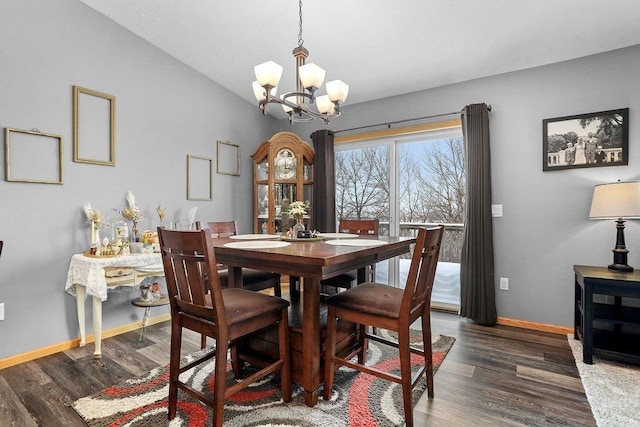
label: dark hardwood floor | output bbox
[0,310,595,426]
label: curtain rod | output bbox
[333,105,491,135]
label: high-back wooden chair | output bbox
[320,219,380,292]
[323,226,444,427]
[158,228,291,427]
[195,221,281,297]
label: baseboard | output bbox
[497,316,573,335]
[0,312,572,370]
[0,313,171,370]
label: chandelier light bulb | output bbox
[326,80,349,103]
[315,95,335,114]
[299,63,326,91]
[280,94,294,113]
[252,81,277,101]
[254,61,283,87]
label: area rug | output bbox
[74,330,454,426]
[568,334,640,426]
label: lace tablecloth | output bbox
[65,253,162,301]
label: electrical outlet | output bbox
[0,303,4,321]
[499,277,509,290]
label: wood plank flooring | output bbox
[0,310,595,426]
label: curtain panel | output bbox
[310,129,337,233]
[459,103,497,326]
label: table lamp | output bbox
[589,180,640,272]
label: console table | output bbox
[573,265,640,364]
[65,253,163,358]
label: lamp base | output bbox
[608,263,634,272]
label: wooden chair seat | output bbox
[323,226,444,427]
[158,228,292,427]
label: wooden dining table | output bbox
[211,235,415,406]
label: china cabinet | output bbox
[251,132,314,234]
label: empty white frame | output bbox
[73,86,116,166]
[5,127,63,184]
[187,155,213,201]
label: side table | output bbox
[574,265,640,364]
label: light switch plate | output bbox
[491,204,503,217]
[0,303,4,321]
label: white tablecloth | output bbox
[65,253,162,301]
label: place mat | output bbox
[324,239,388,247]
[229,234,281,240]
[315,232,359,239]
[224,241,291,249]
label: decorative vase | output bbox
[131,221,139,243]
[292,216,305,237]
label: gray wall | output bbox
[294,44,640,328]
[1,0,638,360]
[0,0,278,358]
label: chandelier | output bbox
[251,0,349,124]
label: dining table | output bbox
[211,233,416,406]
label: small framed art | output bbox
[542,108,628,171]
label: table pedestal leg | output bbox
[76,285,86,347]
[93,295,103,359]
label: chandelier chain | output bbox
[297,0,304,47]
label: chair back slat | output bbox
[195,220,238,237]
[401,226,444,315]
[158,228,225,326]
[338,219,379,236]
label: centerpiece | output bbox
[121,190,144,242]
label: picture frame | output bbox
[73,86,116,166]
[187,154,213,201]
[5,127,63,184]
[543,108,628,171]
[216,140,240,176]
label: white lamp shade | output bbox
[326,79,349,102]
[254,61,283,87]
[280,94,294,113]
[315,95,335,114]
[589,181,640,219]
[252,81,277,101]
[298,63,326,90]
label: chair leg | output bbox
[200,334,207,350]
[422,313,434,398]
[357,323,368,364]
[398,328,414,427]
[230,341,241,378]
[274,277,282,297]
[278,311,292,402]
[168,319,183,420]
[212,338,228,427]
[323,307,337,401]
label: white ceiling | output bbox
[79,0,640,111]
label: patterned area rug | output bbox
[74,330,455,426]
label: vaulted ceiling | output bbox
[79,0,640,110]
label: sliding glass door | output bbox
[335,128,464,307]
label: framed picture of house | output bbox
[542,108,628,171]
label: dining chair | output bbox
[195,220,282,297]
[320,219,380,293]
[323,225,444,427]
[158,228,292,427]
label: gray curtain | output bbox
[310,129,336,232]
[459,103,497,326]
